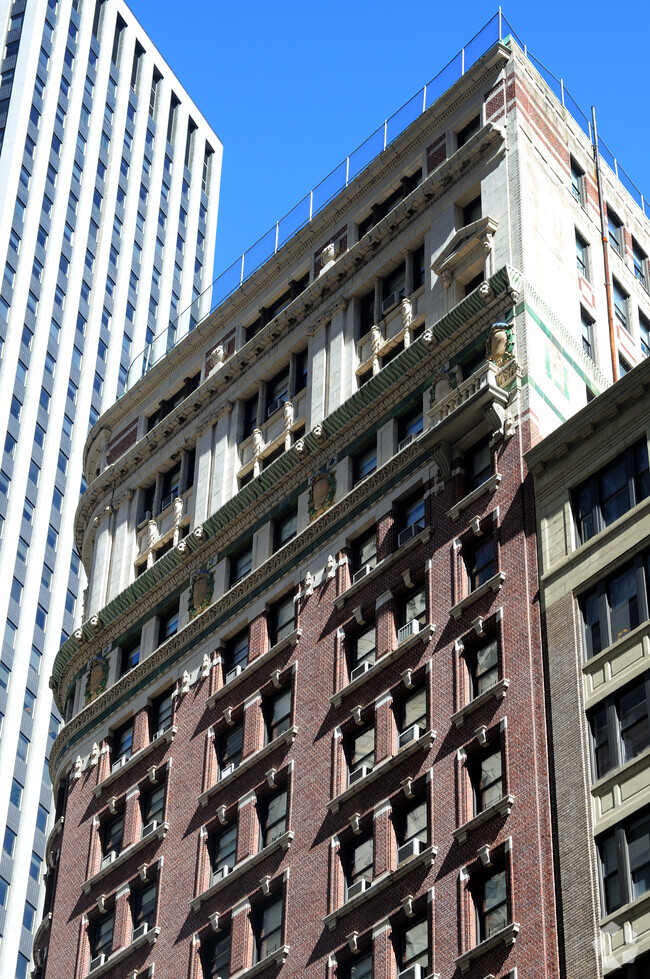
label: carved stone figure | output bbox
[147,519,158,550]
[371,325,382,376]
[201,653,210,678]
[72,756,83,780]
[487,322,514,367]
[89,743,100,767]
[326,555,336,580]
[173,495,184,526]
[479,280,494,303]
[180,670,190,695]
[319,241,336,275]
[304,572,314,597]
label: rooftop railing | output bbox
[125,10,650,393]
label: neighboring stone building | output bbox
[0,1,221,974]
[528,357,650,979]
[38,13,650,979]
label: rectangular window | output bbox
[573,440,649,544]
[474,868,508,941]
[633,238,648,288]
[465,536,495,591]
[394,798,427,857]
[101,813,124,859]
[273,508,297,551]
[269,594,294,646]
[608,207,623,256]
[347,726,374,782]
[395,917,428,974]
[158,601,179,642]
[581,555,647,658]
[119,637,140,677]
[352,528,377,579]
[141,783,165,830]
[264,689,291,742]
[471,746,503,813]
[353,440,377,485]
[349,623,376,676]
[599,810,650,914]
[210,823,237,880]
[343,832,373,898]
[218,723,243,777]
[399,492,425,544]
[132,882,157,933]
[581,307,595,360]
[613,278,629,330]
[255,898,283,963]
[590,672,650,779]
[90,913,114,961]
[640,311,650,359]
[259,789,287,847]
[229,542,252,587]
[576,230,589,280]
[571,157,585,204]
[201,931,230,979]
[112,722,133,765]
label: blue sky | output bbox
[129,0,650,287]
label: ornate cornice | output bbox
[52,268,519,738]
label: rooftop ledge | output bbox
[327,730,436,813]
[85,925,160,979]
[199,726,298,807]
[324,845,437,930]
[452,794,515,843]
[206,629,301,710]
[93,725,176,797]
[454,921,520,973]
[191,831,294,911]
[330,625,435,708]
[230,944,290,979]
[450,678,510,727]
[82,822,169,894]
[449,572,506,621]
[333,529,431,610]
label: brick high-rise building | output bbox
[0,0,221,975]
[39,12,650,979]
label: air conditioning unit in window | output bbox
[152,727,167,741]
[89,953,106,972]
[221,763,235,780]
[398,619,420,644]
[111,755,128,773]
[398,521,422,548]
[350,660,373,682]
[142,820,158,838]
[397,838,422,864]
[132,922,149,942]
[225,664,243,684]
[353,564,373,583]
[398,965,423,979]
[100,850,117,869]
[398,433,415,452]
[267,396,285,418]
[346,878,369,900]
[349,764,371,786]
[381,292,400,315]
[213,865,230,882]
[160,491,176,512]
[398,724,421,749]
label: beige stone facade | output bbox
[528,358,650,978]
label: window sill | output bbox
[331,624,434,708]
[327,729,436,813]
[333,529,431,610]
[93,726,176,797]
[198,726,298,807]
[450,678,510,728]
[86,925,160,978]
[590,745,650,824]
[452,794,515,843]
[599,888,650,934]
[582,618,649,695]
[454,921,520,973]
[82,821,169,894]
[446,473,501,522]
[191,830,294,910]
[449,572,505,621]
[231,945,290,978]
[323,844,437,929]
[206,629,302,710]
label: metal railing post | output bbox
[240,254,245,284]
[498,7,502,40]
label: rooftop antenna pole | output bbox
[498,7,502,41]
[592,105,618,383]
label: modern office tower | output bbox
[40,13,650,979]
[0,0,221,975]
[529,359,650,979]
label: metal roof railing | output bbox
[124,9,650,393]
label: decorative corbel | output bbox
[270,669,281,689]
[180,670,190,695]
[352,606,365,626]
[475,725,488,746]
[138,863,148,882]
[351,706,363,727]
[107,796,117,815]
[265,769,277,789]
[209,911,220,933]
[216,805,227,825]
[401,569,414,589]
[478,844,492,867]
[326,555,336,580]
[432,442,452,481]
[148,766,158,784]
[201,653,210,679]
[401,668,414,689]
[401,894,415,917]
[349,813,361,835]
[470,516,482,536]
[346,931,359,954]
[472,616,485,636]
[401,776,414,799]
[223,707,234,726]
[97,894,107,914]
[260,875,271,897]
